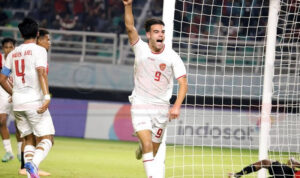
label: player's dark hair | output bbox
[1,38,16,46]
[38,28,49,39]
[18,18,39,40]
[144,18,165,32]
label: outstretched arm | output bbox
[229,159,272,178]
[122,0,139,45]
[169,76,188,120]
[37,67,50,114]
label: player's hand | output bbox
[168,105,181,120]
[8,96,12,103]
[37,100,50,114]
[122,0,133,6]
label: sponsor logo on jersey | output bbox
[159,63,166,71]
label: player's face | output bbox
[147,24,165,52]
[2,42,14,57]
[38,34,51,51]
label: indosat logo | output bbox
[108,104,138,142]
[176,120,255,141]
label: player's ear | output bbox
[146,32,150,40]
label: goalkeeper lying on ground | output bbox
[229,157,300,178]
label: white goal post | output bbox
[162,0,300,178]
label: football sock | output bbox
[143,152,155,178]
[3,139,13,153]
[235,164,256,176]
[32,139,52,167]
[24,145,35,163]
[154,143,166,178]
[20,152,25,169]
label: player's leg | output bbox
[0,113,14,162]
[229,159,272,177]
[32,135,53,168]
[131,98,156,178]
[17,135,52,176]
[154,140,166,178]
[15,123,27,175]
[137,130,156,178]
[29,109,55,172]
[151,105,169,178]
[23,134,39,178]
[14,110,39,177]
[15,120,23,161]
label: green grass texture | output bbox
[0,136,292,178]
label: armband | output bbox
[1,66,11,77]
[44,94,51,100]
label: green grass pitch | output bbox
[0,136,273,178]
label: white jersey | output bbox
[4,43,48,110]
[130,38,186,105]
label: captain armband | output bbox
[1,66,11,77]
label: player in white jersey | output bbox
[0,18,55,178]
[0,37,24,162]
[123,0,188,177]
[17,28,52,177]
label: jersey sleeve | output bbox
[172,51,186,80]
[131,37,147,60]
[35,47,48,68]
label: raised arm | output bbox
[169,76,188,120]
[122,0,139,45]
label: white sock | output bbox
[143,152,155,178]
[154,143,166,178]
[24,145,35,163]
[3,139,13,153]
[32,139,52,168]
[17,142,22,155]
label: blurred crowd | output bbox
[0,0,156,34]
[0,0,299,41]
[174,0,299,41]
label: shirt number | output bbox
[15,59,25,83]
[155,128,163,138]
[154,71,161,81]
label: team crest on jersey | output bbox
[159,63,166,71]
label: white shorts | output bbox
[14,109,55,138]
[0,95,12,114]
[130,97,169,143]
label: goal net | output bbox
[165,0,300,177]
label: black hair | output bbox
[1,37,16,46]
[144,18,165,32]
[18,18,39,40]
[38,28,49,39]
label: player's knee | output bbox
[50,136,54,145]
[36,139,52,151]
[38,135,54,145]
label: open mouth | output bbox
[157,39,163,43]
